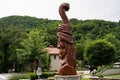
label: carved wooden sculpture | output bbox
[57,3,77,75]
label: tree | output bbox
[84,39,116,67]
[0,26,23,72]
[75,43,84,60]
[103,33,120,61]
[17,29,49,72]
[0,51,4,72]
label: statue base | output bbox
[54,75,82,80]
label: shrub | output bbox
[49,72,57,77]
[9,72,57,80]
[41,72,57,78]
[27,73,37,80]
[41,72,50,78]
[9,73,37,80]
[9,74,29,80]
[98,74,104,78]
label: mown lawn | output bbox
[82,78,90,80]
[105,74,120,78]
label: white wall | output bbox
[50,55,61,71]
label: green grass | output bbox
[9,74,30,80]
[105,74,120,78]
[9,73,37,80]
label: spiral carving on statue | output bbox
[57,3,77,75]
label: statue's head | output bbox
[60,3,70,11]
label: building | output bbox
[46,45,61,71]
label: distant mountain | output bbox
[0,15,60,28]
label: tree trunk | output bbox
[13,62,15,72]
[33,60,37,72]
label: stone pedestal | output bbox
[54,75,82,80]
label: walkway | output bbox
[77,70,98,78]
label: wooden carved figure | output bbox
[57,3,77,75]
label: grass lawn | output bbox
[82,78,90,80]
[105,74,120,78]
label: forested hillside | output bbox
[1,16,120,46]
[0,15,120,72]
[0,16,60,46]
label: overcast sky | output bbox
[0,0,120,22]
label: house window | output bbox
[54,55,56,59]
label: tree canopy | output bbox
[84,40,116,67]
[16,29,49,71]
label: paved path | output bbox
[77,70,98,79]
[83,70,90,74]
[0,73,13,80]
[0,75,6,80]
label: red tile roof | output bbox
[46,45,59,55]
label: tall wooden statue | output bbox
[57,3,77,75]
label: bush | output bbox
[49,72,57,77]
[9,73,37,80]
[41,72,50,78]
[98,74,104,78]
[96,66,105,73]
[9,74,29,80]
[41,72,57,78]
[9,72,57,80]
[27,73,37,80]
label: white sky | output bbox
[0,0,120,22]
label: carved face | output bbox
[57,40,66,58]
